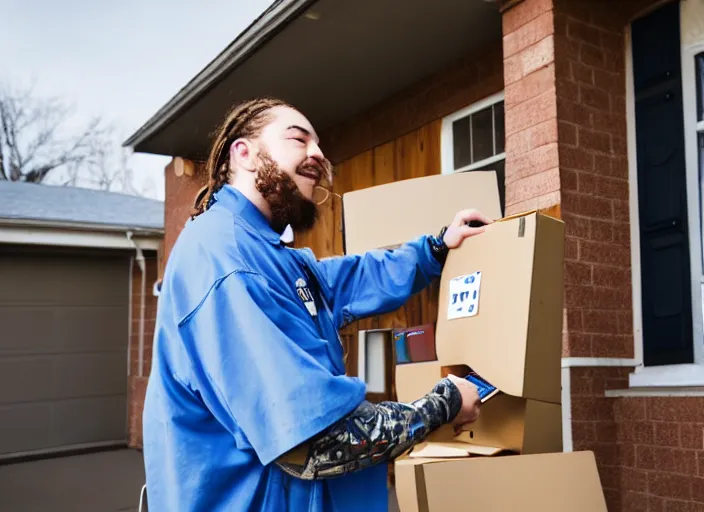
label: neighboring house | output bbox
[125,0,704,509]
[0,181,162,460]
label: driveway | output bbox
[0,448,400,511]
[0,449,145,512]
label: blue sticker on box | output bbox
[447,271,482,320]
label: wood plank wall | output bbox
[294,119,445,398]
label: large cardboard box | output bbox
[342,172,503,255]
[395,451,608,512]
[436,211,565,404]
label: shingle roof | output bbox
[0,181,164,232]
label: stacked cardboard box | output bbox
[342,172,608,512]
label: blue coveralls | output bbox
[142,185,442,511]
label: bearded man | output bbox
[142,98,491,512]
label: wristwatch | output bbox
[429,226,449,264]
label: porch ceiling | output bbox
[125,0,502,160]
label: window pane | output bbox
[472,107,494,163]
[495,101,505,154]
[476,158,506,216]
[364,332,386,393]
[452,117,471,169]
[697,53,704,122]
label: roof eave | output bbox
[123,0,317,151]
[0,217,164,237]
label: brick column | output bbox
[502,1,678,509]
[127,158,206,449]
[163,159,207,266]
[502,0,637,360]
[128,254,159,449]
[501,1,633,508]
[553,0,635,361]
[502,0,561,216]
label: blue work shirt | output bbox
[143,185,443,511]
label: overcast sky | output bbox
[1,0,274,200]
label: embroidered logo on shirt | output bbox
[295,278,317,317]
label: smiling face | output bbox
[255,105,331,201]
[227,104,332,233]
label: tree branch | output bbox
[0,81,146,195]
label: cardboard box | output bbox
[430,395,561,454]
[395,451,608,512]
[395,361,442,403]
[340,173,588,510]
[342,172,503,255]
[435,211,565,404]
[395,362,562,455]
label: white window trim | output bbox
[441,91,505,175]
[624,12,704,388]
[357,330,390,394]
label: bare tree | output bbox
[0,81,148,196]
[63,124,139,193]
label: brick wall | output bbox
[611,396,704,510]
[163,160,207,271]
[501,0,704,510]
[552,0,651,360]
[127,253,158,449]
[570,367,632,510]
[572,368,704,511]
[127,160,206,448]
[502,0,561,215]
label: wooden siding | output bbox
[295,120,444,400]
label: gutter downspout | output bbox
[127,231,146,377]
[127,255,134,377]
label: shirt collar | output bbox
[212,185,282,245]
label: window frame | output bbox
[357,329,394,402]
[625,8,704,387]
[440,91,506,176]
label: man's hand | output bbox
[442,209,494,249]
[447,374,481,429]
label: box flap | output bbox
[408,441,502,458]
[408,442,470,458]
[417,451,608,512]
[395,362,442,403]
[342,172,502,255]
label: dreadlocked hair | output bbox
[191,97,293,218]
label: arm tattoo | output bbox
[275,378,462,480]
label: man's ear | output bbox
[230,138,257,172]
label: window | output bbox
[441,92,506,214]
[630,1,693,368]
[626,0,704,387]
[357,330,393,400]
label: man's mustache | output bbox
[298,158,333,185]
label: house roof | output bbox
[124,0,502,160]
[0,181,164,233]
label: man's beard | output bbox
[254,150,319,234]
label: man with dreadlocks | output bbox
[143,98,491,511]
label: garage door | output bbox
[0,249,129,459]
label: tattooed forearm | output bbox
[275,378,462,480]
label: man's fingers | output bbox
[453,209,494,227]
[459,225,485,237]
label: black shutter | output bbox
[632,1,694,366]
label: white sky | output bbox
[0,0,274,200]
